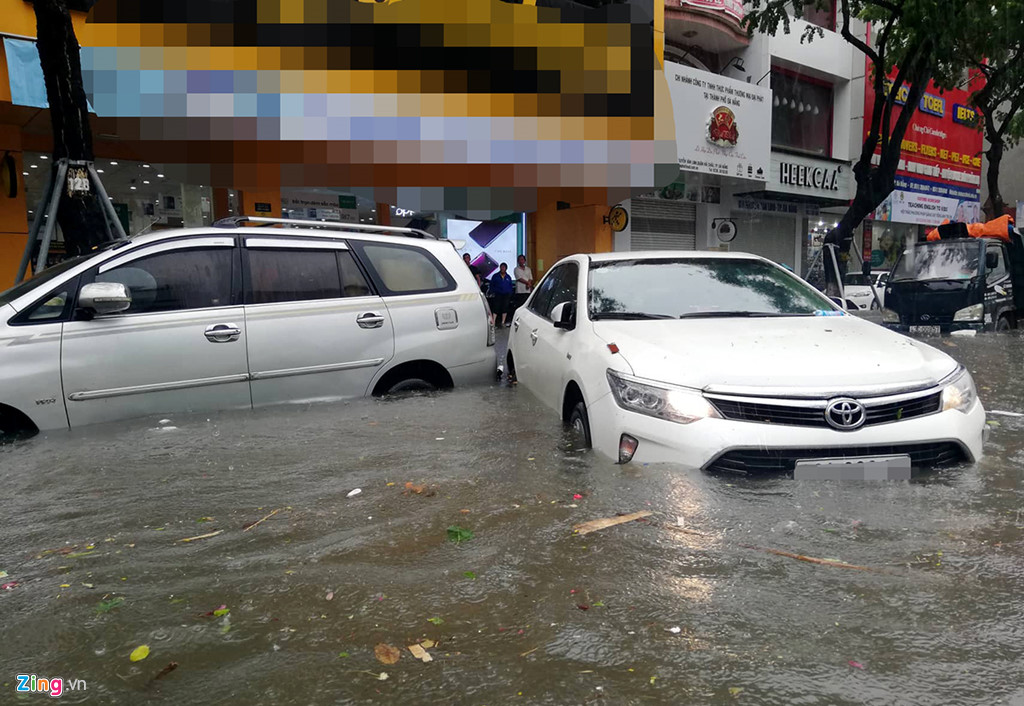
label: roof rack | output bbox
[212,215,437,240]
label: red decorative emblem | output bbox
[707,106,739,147]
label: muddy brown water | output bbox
[2,332,1024,705]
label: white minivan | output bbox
[507,251,985,474]
[0,217,495,437]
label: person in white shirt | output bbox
[511,254,533,326]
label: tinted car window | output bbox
[95,248,233,314]
[987,248,1007,281]
[359,244,454,294]
[249,249,342,304]
[528,267,562,318]
[546,263,579,318]
[338,251,372,298]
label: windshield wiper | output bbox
[678,311,805,319]
[591,311,674,320]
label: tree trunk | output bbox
[984,137,1007,220]
[33,0,111,258]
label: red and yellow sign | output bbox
[708,106,739,148]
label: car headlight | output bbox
[881,308,900,323]
[606,370,721,425]
[953,304,983,322]
[941,367,977,413]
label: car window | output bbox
[987,247,1007,282]
[528,266,562,318]
[26,288,71,321]
[359,244,455,295]
[249,249,342,304]
[95,248,233,314]
[338,251,373,298]
[529,263,579,319]
[546,263,579,318]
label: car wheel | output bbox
[996,315,1013,333]
[385,377,437,394]
[870,299,879,310]
[567,400,592,449]
[505,351,517,383]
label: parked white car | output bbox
[0,217,495,437]
[507,251,985,474]
[844,270,889,310]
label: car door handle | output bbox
[529,329,539,345]
[513,320,520,332]
[357,312,386,329]
[205,323,241,342]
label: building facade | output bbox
[612,1,860,276]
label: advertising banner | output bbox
[281,191,359,223]
[874,189,982,227]
[864,65,983,224]
[447,219,518,281]
[666,62,771,183]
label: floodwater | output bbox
[2,332,1024,705]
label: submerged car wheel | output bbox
[870,299,880,310]
[996,316,1013,333]
[385,377,437,394]
[567,400,592,449]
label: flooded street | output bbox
[3,331,1024,705]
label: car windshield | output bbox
[893,241,982,282]
[588,258,838,319]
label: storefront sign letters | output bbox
[779,162,841,191]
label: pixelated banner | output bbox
[79,0,676,216]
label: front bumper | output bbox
[586,392,986,472]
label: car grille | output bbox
[707,392,941,429]
[705,442,968,474]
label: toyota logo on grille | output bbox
[825,398,867,430]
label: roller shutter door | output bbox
[630,198,697,251]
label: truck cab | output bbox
[882,230,1024,333]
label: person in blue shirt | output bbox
[489,262,516,327]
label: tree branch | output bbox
[839,0,879,66]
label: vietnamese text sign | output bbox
[667,62,771,183]
[874,189,981,227]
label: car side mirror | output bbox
[551,301,576,330]
[79,282,132,315]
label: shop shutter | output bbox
[629,198,697,251]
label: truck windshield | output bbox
[893,241,982,282]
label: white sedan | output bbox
[844,270,889,310]
[507,251,985,474]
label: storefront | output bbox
[731,151,853,274]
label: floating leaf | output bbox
[427,616,444,625]
[420,639,436,649]
[592,601,605,607]
[408,643,433,662]
[729,687,745,697]
[96,597,124,613]
[213,607,230,617]
[66,550,95,559]
[81,583,95,589]
[446,526,474,543]
[130,645,151,662]
[463,571,477,580]
[374,643,401,665]
[197,517,214,523]
[0,570,7,579]
[338,652,350,658]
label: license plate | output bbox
[910,325,941,336]
[793,455,912,481]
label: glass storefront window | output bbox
[771,70,833,156]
